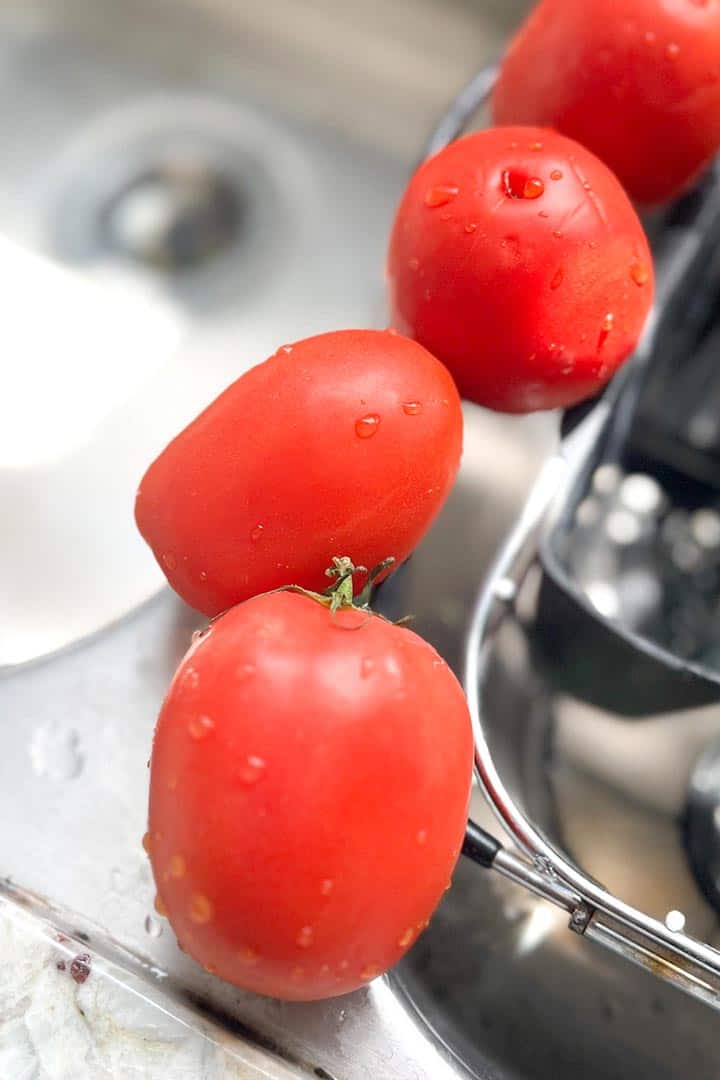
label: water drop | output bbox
[144,915,163,938]
[191,626,211,644]
[204,962,217,974]
[644,30,656,44]
[502,169,544,199]
[402,401,423,416]
[162,553,177,571]
[29,722,84,780]
[550,268,564,290]
[424,184,459,208]
[250,524,265,542]
[355,414,381,439]
[630,262,650,286]
[239,755,266,785]
[524,178,544,199]
[464,222,477,234]
[280,344,293,354]
[188,715,215,740]
[321,879,334,896]
[398,928,414,949]
[408,257,420,271]
[199,570,208,582]
[154,894,168,917]
[598,313,615,351]
[168,854,186,879]
[182,667,200,690]
[142,832,152,855]
[236,662,255,682]
[529,140,543,151]
[553,230,564,239]
[239,946,258,964]
[665,42,680,60]
[360,964,380,981]
[550,169,563,181]
[296,926,314,948]
[417,829,428,845]
[360,656,375,678]
[189,893,214,925]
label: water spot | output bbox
[321,879,334,896]
[665,42,680,60]
[154,894,168,917]
[296,926,314,948]
[398,928,414,949]
[188,715,215,740]
[424,184,459,208]
[464,222,477,234]
[239,946,258,964]
[553,230,564,239]
[360,964,380,981]
[29,722,84,780]
[529,141,543,151]
[338,959,349,971]
[142,832,152,855]
[250,524,265,542]
[408,257,420,270]
[239,755,266,785]
[441,399,449,407]
[162,553,177,571]
[280,344,293,354]
[550,268,564,290]
[360,656,375,678]
[204,962,217,974]
[402,401,423,416]
[355,414,381,439]
[417,829,428,845]
[588,240,599,249]
[189,894,214,925]
[70,954,91,985]
[169,854,186,879]
[630,262,650,286]
[550,169,563,181]
[182,667,200,690]
[144,915,163,938]
[644,30,656,44]
[598,313,615,351]
[199,570,208,582]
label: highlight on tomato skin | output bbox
[135,328,463,617]
[146,588,474,1001]
[492,0,720,206]
[387,126,654,413]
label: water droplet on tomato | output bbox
[239,946,258,964]
[551,268,564,290]
[280,344,293,354]
[598,313,615,351]
[631,262,650,286]
[355,414,381,439]
[182,666,200,690]
[424,184,459,208]
[529,140,543,151]
[665,42,680,60]
[589,240,599,249]
[188,715,214,740]
[360,656,375,678]
[553,230,564,239]
[144,915,163,938]
[321,879,334,896]
[154,894,167,917]
[239,755,266,785]
[464,222,477,234]
[142,832,151,855]
[417,829,428,845]
[402,401,423,416]
[250,524,265,542]
[582,180,592,191]
[360,964,381,981]
[296,926,314,948]
[550,169,563,181]
[644,30,657,45]
[236,662,255,682]
[199,570,207,582]
[189,893,214,924]
[191,626,211,644]
[168,854,186,879]
[162,552,177,571]
[398,928,414,949]
[408,257,420,271]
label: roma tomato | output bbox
[135,330,462,616]
[387,127,653,413]
[492,0,720,206]
[147,587,473,1001]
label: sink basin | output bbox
[6,1,720,1077]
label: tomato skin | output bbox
[135,329,462,616]
[387,126,653,413]
[147,590,473,1001]
[492,0,720,206]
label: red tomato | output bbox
[492,0,720,206]
[147,589,473,1001]
[135,330,462,616]
[387,127,654,413]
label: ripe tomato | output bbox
[492,0,720,206]
[135,330,462,616]
[147,587,473,1001]
[387,126,653,413]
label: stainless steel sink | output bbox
[6,1,720,1077]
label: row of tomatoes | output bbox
[137,0,720,1001]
